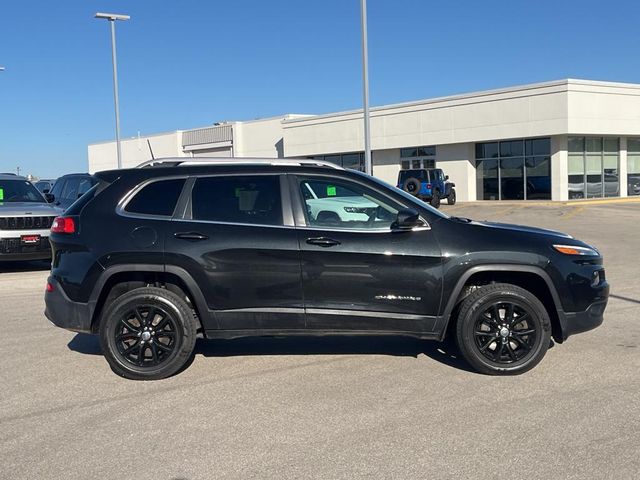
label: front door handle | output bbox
[306,237,341,247]
[174,232,209,241]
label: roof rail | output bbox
[135,157,343,170]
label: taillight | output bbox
[51,217,76,234]
[46,282,54,293]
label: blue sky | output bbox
[2,0,640,177]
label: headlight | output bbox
[552,244,599,256]
[344,206,370,214]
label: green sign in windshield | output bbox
[0,188,4,201]
[326,186,337,197]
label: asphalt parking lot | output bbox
[1,201,639,480]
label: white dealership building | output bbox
[88,79,640,201]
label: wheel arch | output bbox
[88,264,210,333]
[439,265,565,343]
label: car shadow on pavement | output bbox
[66,333,474,373]
[195,335,474,372]
[67,333,102,355]
[0,260,50,273]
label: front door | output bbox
[292,174,443,334]
[164,173,304,331]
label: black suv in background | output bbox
[48,173,97,211]
[45,159,608,380]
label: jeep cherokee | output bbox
[45,158,609,380]
[1,174,60,262]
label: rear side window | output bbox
[125,178,185,216]
[191,175,282,226]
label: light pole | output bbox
[95,12,130,169]
[360,0,372,175]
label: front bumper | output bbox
[0,236,52,261]
[44,277,93,333]
[558,300,607,341]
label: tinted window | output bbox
[78,178,94,196]
[61,177,80,202]
[125,178,185,216]
[300,178,400,230]
[192,175,282,226]
[398,169,427,183]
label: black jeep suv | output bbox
[45,158,609,380]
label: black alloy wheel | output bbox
[455,283,551,375]
[115,304,178,368]
[99,287,198,380]
[472,301,537,364]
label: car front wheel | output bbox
[455,283,551,375]
[99,287,198,380]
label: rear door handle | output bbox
[306,237,341,247]
[174,232,209,241]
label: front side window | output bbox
[299,177,400,230]
[192,175,282,226]
[125,178,186,216]
[0,179,45,203]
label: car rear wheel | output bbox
[455,283,551,375]
[99,287,198,380]
[430,191,441,208]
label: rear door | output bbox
[292,173,443,334]
[164,173,304,332]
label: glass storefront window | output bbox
[476,137,550,200]
[626,138,640,196]
[308,153,364,171]
[500,157,524,200]
[476,159,499,200]
[526,156,551,199]
[568,154,585,199]
[567,137,619,199]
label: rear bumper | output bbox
[44,277,93,333]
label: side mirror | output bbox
[392,208,421,230]
[45,193,55,203]
[445,175,449,181]
[43,188,50,194]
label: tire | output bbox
[430,191,441,208]
[447,188,456,205]
[402,178,421,196]
[455,283,551,375]
[99,287,198,380]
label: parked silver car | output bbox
[0,174,61,261]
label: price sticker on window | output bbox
[326,185,337,197]
[0,188,4,201]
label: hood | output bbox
[471,219,572,239]
[0,202,61,216]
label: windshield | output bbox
[0,179,46,203]
[353,171,449,219]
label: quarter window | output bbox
[191,175,283,226]
[299,178,400,230]
[125,178,186,216]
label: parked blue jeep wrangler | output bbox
[397,168,456,208]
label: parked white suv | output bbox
[0,174,61,261]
